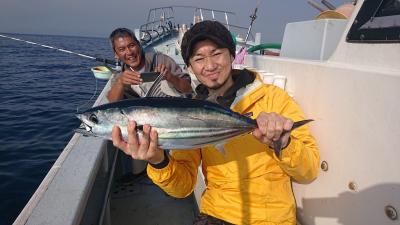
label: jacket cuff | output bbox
[149,150,170,169]
[147,152,176,183]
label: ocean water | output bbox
[0,33,113,224]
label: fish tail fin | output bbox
[272,119,314,158]
[272,139,282,158]
[292,119,314,130]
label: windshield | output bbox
[347,0,400,42]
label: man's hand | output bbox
[252,112,294,148]
[112,121,165,165]
[155,64,192,94]
[155,64,173,81]
[117,70,143,86]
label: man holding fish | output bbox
[111,21,320,225]
[107,28,193,101]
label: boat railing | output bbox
[191,7,235,27]
[139,7,176,47]
[192,7,255,43]
[139,6,257,48]
[139,20,175,47]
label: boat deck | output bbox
[109,156,198,225]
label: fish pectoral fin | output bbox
[135,125,145,140]
[136,124,144,131]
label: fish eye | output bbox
[89,114,98,124]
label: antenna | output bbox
[244,3,259,42]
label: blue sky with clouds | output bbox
[0,0,349,42]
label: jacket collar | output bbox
[195,69,258,108]
[230,74,265,113]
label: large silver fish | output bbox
[76,97,312,156]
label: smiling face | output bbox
[188,39,234,90]
[113,36,143,70]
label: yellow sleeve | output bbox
[268,86,320,183]
[147,149,201,198]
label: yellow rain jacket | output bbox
[147,74,320,225]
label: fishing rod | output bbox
[321,0,336,10]
[244,1,260,43]
[0,34,117,66]
[0,33,117,112]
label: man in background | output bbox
[107,28,192,102]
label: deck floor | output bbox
[110,172,198,225]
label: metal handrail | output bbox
[139,5,257,46]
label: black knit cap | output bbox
[181,20,236,66]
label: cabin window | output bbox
[347,0,400,43]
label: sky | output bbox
[0,0,349,43]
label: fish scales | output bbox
[76,97,257,150]
[76,97,312,155]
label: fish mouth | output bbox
[75,123,94,136]
[75,114,93,132]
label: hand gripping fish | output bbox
[76,97,312,157]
